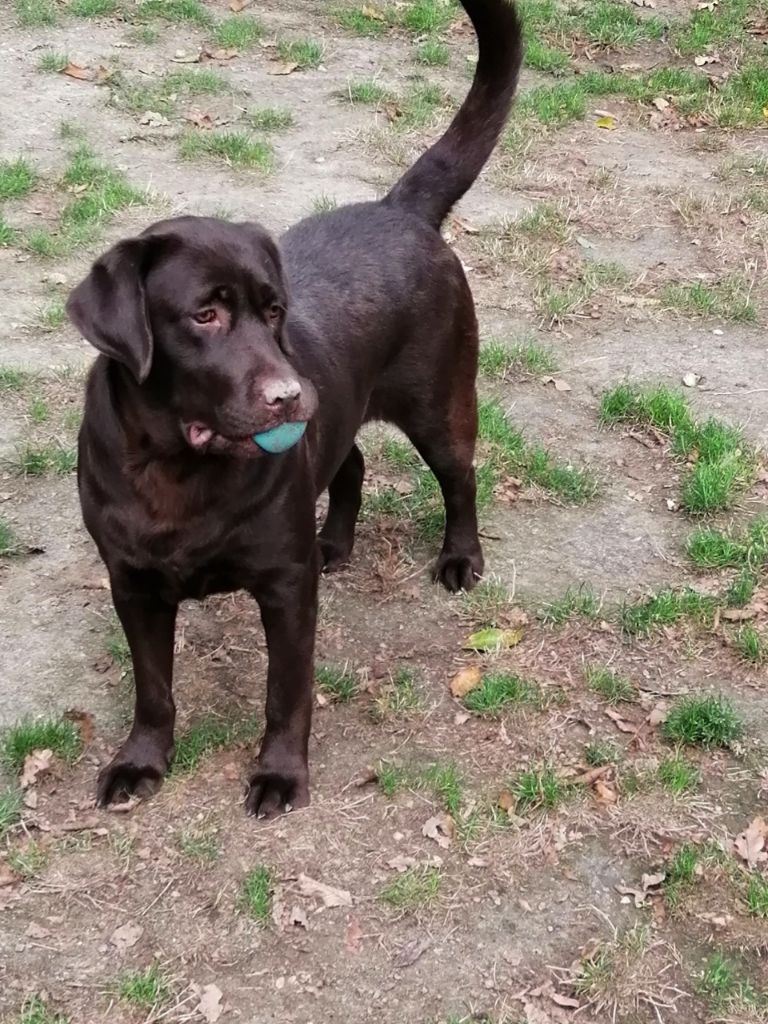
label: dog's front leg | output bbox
[246,561,318,819]
[97,590,178,806]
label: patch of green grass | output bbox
[0,787,22,839]
[478,338,557,380]
[70,0,115,15]
[540,584,599,625]
[134,0,212,26]
[8,840,48,879]
[25,230,62,258]
[29,396,50,424]
[664,842,700,910]
[514,765,569,812]
[699,951,761,1010]
[0,517,20,557]
[726,569,756,608]
[517,80,587,126]
[376,761,410,797]
[214,15,263,49]
[380,437,418,469]
[585,665,635,704]
[662,694,742,748]
[461,577,513,628]
[2,717,81,771]
[180,131,273,170]
[334,5,394,35]
[118,964,172,1010]
[416,39,450,65]
[397,81,450,129]
[278,38,324,69]
[374,666,422,718]
[38,51,69,73]
[403,0,456,33]
[345,78,391,104]
[11,442,77,476]
[249,107,294,131]
[178,825,220,863]
[311,194,339,214]
[516,202,570,241]
[105,620,131,677]
[687,517,768,571]
[463,672,540,718]
[658,751,700,794]
[478,399,596,504]
[0,368,28,391]
[37,300,67,331]
[580,0,664,46]
[15,0,57,26]
[601,383,755,515]
[241,865,273,923]
[19,996,69,1024]
[0,158,36,202]
[736,624,767,664]
[380,865,441,909]
[584,740,619,767]
[376,760,462,815]
[316,663,357,703]
[535,280,595,323]
[172,716,258,774]
[0,214,18,248]
[524,38,570,73]
[745,874,768,918]
[620,588,716,637]
[661,276,756,324]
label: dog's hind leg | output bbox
[400,402,484,593]
[318,443,365,572]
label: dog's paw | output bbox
[319,537,353,574]
[245,764,310,820]
[433,550,483,593]
[96,734,173,806]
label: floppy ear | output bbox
[66,238,154,383]
[240,222,289,305]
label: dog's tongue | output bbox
[188,423,214,447]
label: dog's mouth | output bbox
[185,421,259,452]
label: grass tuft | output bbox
[514,765,569,811]
[345,79,391,104]
[316,663,358,703]
[463,672,540,718]
[373,666,422,718]
[2,717,81,771]
[540,585,599,625]
[478,337,556,380]
[249,107,294,131]
[662,694,742,748]
[0,158,37,201]
[241,865,273,923]
[70,0,115,14]
[736,624,767,665]
[278,38,324,69]
[118,964,172,1010]
[585,665,635,704]
[172,716,258,774]
[180,131,273,170]
[620,588,715,637]
[658,751,700,794]
[16,0,57,26]
[745,875,768,918]
[402,0,456,33]
[19,995,69,1024]
[11,442,77,476]
[660,276,756,324]
[687,518,768,571]
[134,0,212,26]
[380,865,441,909]
[213,15,263,49]
[0,787,22,839]
[417,39,450,65]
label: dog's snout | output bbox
[262,378,302,407]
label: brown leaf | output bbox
[542,376,572,392]
[722,607,755,622]
[605,708,637,734]
[269,62,299,76]
[170,51,202,64]
[388,854,417,873]
[572,765,612,786]
[642,871,666,891]
[497,789,515,812]
[551,991,580,1008]
[594,780,618,804]
[393,935,432,968]
[202,48,239,61]
[63,709,95,745]
[647,703,668,728]
[734,817,768,868]
[109,921,143,952]
[20,749,53,789]
[297,873,353,908]
[345,915,363,952]
[0,863,18,887]
[23,790,38,810]
[422,813,454,849]
[196,983,223,1024]
[61,62,92,81]
[449,665,482,698]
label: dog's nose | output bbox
[262,378,302,407]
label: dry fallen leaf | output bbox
[605,708,637,734]
[449,665,482,698]
[297,873,353,908]
[345,915,363,952]
[422,813,454,849]
[594,779,618,804]
[595,114,617,130]
[393,935,432,968]
[361,4,385,18]
[652,96,670,111]
[196,983,223,1024]
[20,749,53,789]
[551,991,580,1009]
[694,53,720,65]
[62,62,92,80]
[497,789,515,812]
[0,864,18,887]
[64,709,95,745]
[734,817,768,868]
[269,62,299,75]
[542,376,572,392]
[109,921,143,952]
[642,871,666,891]
[463,626,523,652]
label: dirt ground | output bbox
[1,1,768,1022]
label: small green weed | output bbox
[461,577,513,627]
[249,107,294,131]
[0,368,28,391]
[463,672,540,718]
[70,0,115,14]
[134,0,212,25]
[316,663,357,703]
[2,718,81,771]
[380,865,441,909]
[402,0,456,33]
[29,397,50,424]
[540,585,599,625]
[37,300,67,330]
[118,964,172,1009]
[0,158,36,201]
[662,694,742,748]
[478,338,556,379]
[699,951,760,1010]
[0,787,22,838]
[584,740,619,766]
[745,874,768,918]
[335,5,395,35]
[180,131,273,170]
[0,517,20,557]
[214,15,263,49]
[658,751,700,794]
[373,666,422,718]
[687,518,768,570]
[346,79,391,104]
[660,276,756,324]
[417,39,450,65]
[16,0,57,26]
[665,842,699,910]
[311,194,339,214]
[18,995,69,1024]
[38,51,69,73]
[278,39,324,69]
[726,570,756,608]
[514,765,569,811]
[524,38,570,73]
[736,624,767,664]
[8,840,48,879]
[178,825,220,863]
[585,665,635,704]
[397,81,450,129]
[0,215,18,248]
[12,442,77,476]
[620,588,715,636]
[241,865,273,923]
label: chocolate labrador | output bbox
[67,0,523,818]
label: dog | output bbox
[66,0,523,819]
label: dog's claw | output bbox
[433,550,483,592]
[96,734,172,806]
[245,764,309,820]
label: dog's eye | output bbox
[267,303,282,323]
[193,308,218,325]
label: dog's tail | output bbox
[384,0,523,230]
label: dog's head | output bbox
[67,216,317,456]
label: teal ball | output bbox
[252,421,307,453]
